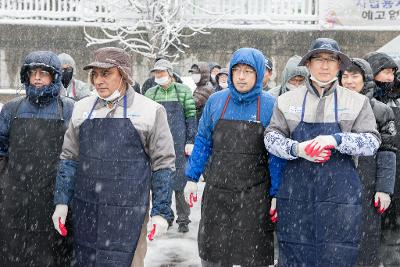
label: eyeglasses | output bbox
[28,69,51,78]
[232,67,256,77]
[310,56,339,65]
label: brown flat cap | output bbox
[84,47,133,85]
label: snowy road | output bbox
[144,182,204,267]
[144,182,277,267]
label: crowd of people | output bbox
[0,36,399,267]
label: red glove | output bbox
[269,198,277,223]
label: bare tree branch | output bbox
[82,0,221,61]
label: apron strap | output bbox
[334,89,338,123]
[72,80,76,98]
[300,91,308,123]
[220,95,231,119]
[12,98,25,119]
[56,97,64,121]
[301,89,339,123]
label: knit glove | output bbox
[270,198,278,223]
[184,181,198,208]
[296,140,332,163]
[52,204,68,236]
[147,215,169,241]
[374,192,391,214]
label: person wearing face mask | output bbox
[141,56,184,95]
[268,55,308,98]
[52,47,175,267]
[145,59,197,233]
[190,62,215,124]
[339,58,396,267]
[0,51,75,266]
[213,68,229,92]
[364,52,400,266]
[264,38,381,267]
[208,62,221,88]
[58,53,92,100]
[184,48,283,266]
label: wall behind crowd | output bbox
[0,24,398,92]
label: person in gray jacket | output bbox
[264,37,381,266]
[268,55,308,98]
[52,47,175,267]
[58,53,92,100]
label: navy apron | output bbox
[152,85,187,191]
[0,98,73,267]
[380,106,400,265]
[198,95,274,266]
[72,95,151,267]
[277,90,362,267]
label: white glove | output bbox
[184,181,198,207]
[52,204,68,236]
[374,192,391,214]
[311,135,338,152]
[296,140,332,163]
[185,144,194,156]
[147,215,169,241]
[269,198,277,223]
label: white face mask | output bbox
[96,77,122,102]
[219,81,228,89]
[155,76,170,86]
[286,83,301,91]
[210,74,216,82]
[192,74,201,84]
[310,74,338,88]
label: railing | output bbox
[0,0,319,26]
[187,0,319,25]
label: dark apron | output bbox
[72,95,151,267]
[152,86,187,191]
[380,106,400,265]
[0,99,73,267]
[356,154,380,266]
[198,95,274,266]
[277,90,362,267]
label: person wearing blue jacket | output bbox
[184,47,282,266]
[0,51,75,266]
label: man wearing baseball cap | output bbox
[52,47,175,267]
[145,59,197,233]
[264,38,381,266]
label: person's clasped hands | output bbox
[296,135,338,163]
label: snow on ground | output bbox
[144,182,277,267]
[144,182,204,267]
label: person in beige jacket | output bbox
[52,47,175,267]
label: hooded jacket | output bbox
[185,48,283,196]
[340,58,396,194]
[0,51,75,156]
[58,53,91,100]
[364,52,400,106]
[268,55,308,98]
[192,62,214,121]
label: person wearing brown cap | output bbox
[51,47,176,267]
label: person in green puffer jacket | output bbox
[145,59,197,233]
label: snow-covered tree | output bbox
[83,0,216,61]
